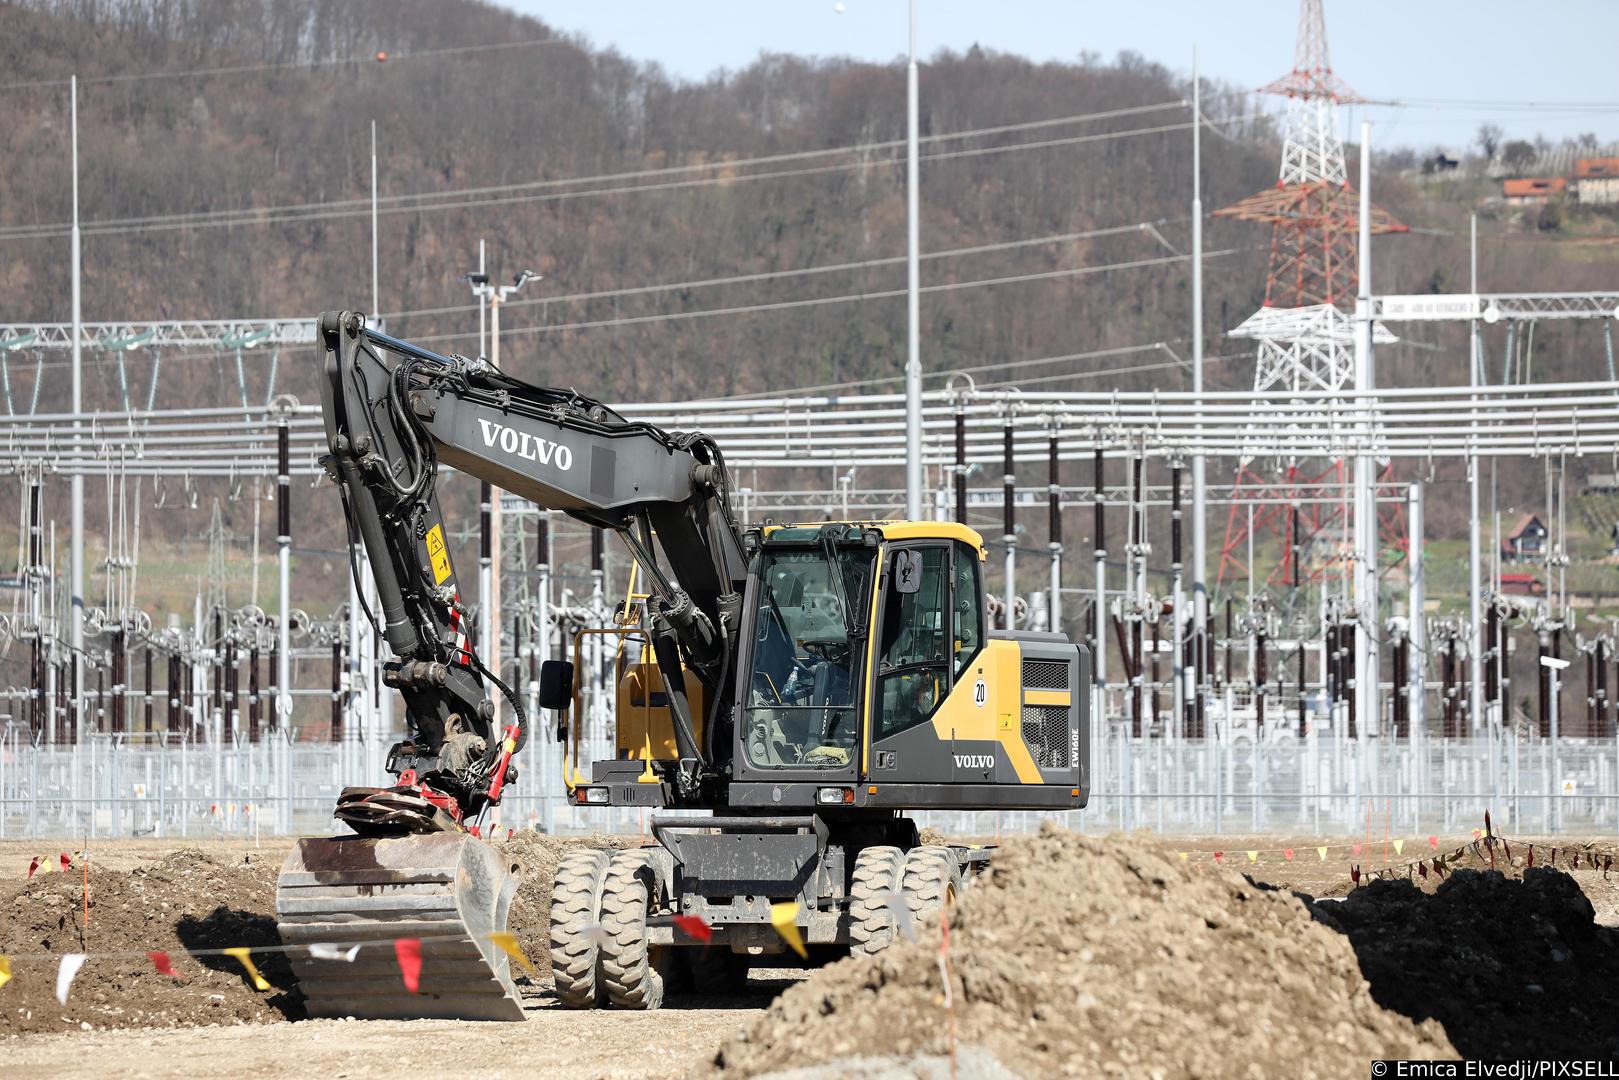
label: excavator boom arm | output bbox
[318,311,745,797]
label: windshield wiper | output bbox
[821,531,861,641]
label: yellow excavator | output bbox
[275,312,1090,1017]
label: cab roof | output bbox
[759,520,986,555]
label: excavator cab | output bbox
[723,520,1088,804]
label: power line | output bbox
[405,247,1248,344]
[380,220,1179,322]
[5,218,1196,368]
[0,36,571,92]
[0,104,1207,242]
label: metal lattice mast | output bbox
[1267,0,1354,186]
[1214,0,1406,589]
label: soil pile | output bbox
[1310,867,1619,1058]
[716,826,1454,1077]
[497,831,638,980]
[0,848,298,1034]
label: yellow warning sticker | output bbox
[425,524,452,584]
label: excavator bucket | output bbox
[275,832,528,1021]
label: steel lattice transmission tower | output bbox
[1214,0,1407,588]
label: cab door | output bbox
[866,540,987,784]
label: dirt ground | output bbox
[1,830,1615,1078]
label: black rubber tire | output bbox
[599,850,666,1010]
[848,844,907,956]
[685,946,748,995]
[548,848,610,1009]
[901,845,962,927]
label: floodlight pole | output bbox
[70,74,85,744]
[1468,213,1486,738]
[903,0,923,520]
[1353,121,1379,735]
[1190,48,1208,729]
[371,120,380,315]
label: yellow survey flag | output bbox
[1246,850,1258,863]
[770,901,808,959]
[1316,847,1328,861]
[488,931,537,977]
[0,955,10,989]
[224,947,270,991]
[1178,852,1188,861]
[1393,839,1405,855]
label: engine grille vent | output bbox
[1021,705,1069,769]
[1022,659,1068,691]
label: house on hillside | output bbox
[1502,177,1567,205]
[1499,571,1545,597]
[1502,514,1548,562]
[1575,158,1619,205]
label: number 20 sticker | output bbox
[973,679,988,707]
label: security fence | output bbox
[1,724,1614,841]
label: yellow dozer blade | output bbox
[275,832,527,1021]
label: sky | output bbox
[505,1,1619,153]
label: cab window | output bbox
[874,544,951,741]
[952,541,984,680]
[742,545,872,770]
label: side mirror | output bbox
[538,659,575,711]
[892,549,922,595]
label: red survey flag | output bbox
[394,938,423,993]
[147,951,182,978]
[59,853,72,872]
[673,914,713,943]
[27,856,41,879]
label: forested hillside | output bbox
[1,0,1615,546]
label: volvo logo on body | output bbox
[477,419,574,471]
[953,754,994,770]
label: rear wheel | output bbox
[548,849,610,1009]
[848,844,907,956]
[901,845,962,926]
[599,850,666,1010]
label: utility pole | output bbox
[903,0,923,520]
[1468,213,1485,736]
[371,120,380,315]
[464,261,540,721]
[1190,47,1208,730]
[69,74,85,743]
[1353,121,1379,735]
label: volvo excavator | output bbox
[275,311,1090,1018]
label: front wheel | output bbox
[848,845,907,956]
[598,850,666,1010]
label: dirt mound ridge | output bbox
[497,831,640,981]
[716,827,1454,1076]
[1,848,296,1033]
[1311,867,1619,1059]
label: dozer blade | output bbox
[275,832,527,1021]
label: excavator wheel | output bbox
[598,849,667,1010]
[900,845,962,926]
[275,832,526,1021]
[548,849,611,1008]
[848,845,907,956]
